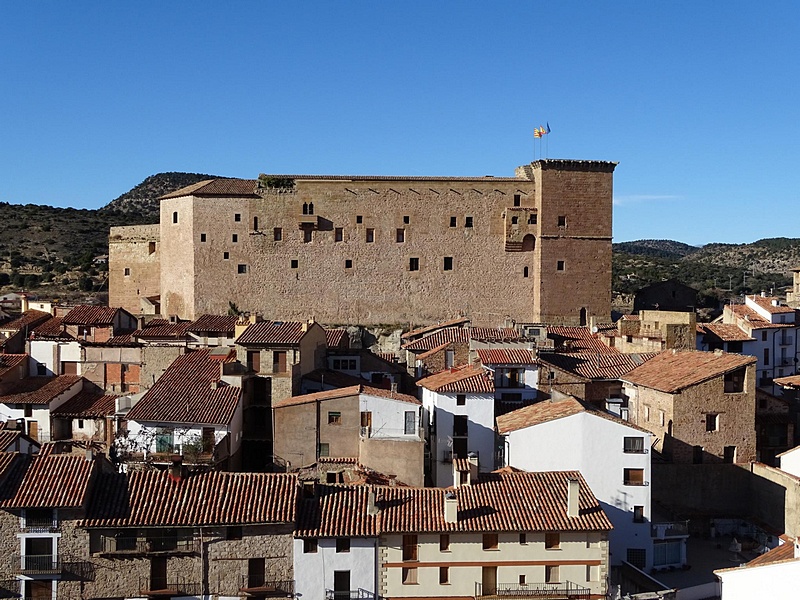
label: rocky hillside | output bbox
[100,172,213,220]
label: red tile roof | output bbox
[743,541,796,567]
[30,316,70,339]
[296,484,379,538]
[0,310,52,333]
[697,323,753,342]
[0,453,95,508]
[81,470,297,526]
[401,327,470,351]
[477,348,537,365]
[401,318,471,340]
[62,305,120,326]
[133,320,192,339]
[325,328,349,348]
[160,178,259,199]
[774,375,800,388]
[125,350,240,425]
[729,304,795,330]
[623,350,756,393]
[496,397,652,435]
[50,391,118,418]
[470,327,521,341]
[416,341,454,361]
[188,314,239,334]
[547,326,616,353]
[748,295,796,315]
[236,321,307,345]
[379,470,611,533]
[417,365,494,394]
[0,430,28,450]
[0,354,28,379]
[303,368,367,389]
[0,375,82,405]
[274,384,419,409]
[539,352,657,380]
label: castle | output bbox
[109,159,616,327]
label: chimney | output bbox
[444,490,458,524]
[567,478,580,518]
[368,489,381,516]
[20,293,29,313]
[85,448,94,462]
[249,313,262,325]
[137,316,146,330]
[467,452,479,486]
[169,455,183,482]
[771,299,779,307]
[390,381,398,394]
[234,317,251,340]
[761,291,767,297]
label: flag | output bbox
[546,122,551,134]
[539,125,548,136]
[534,128,542,138]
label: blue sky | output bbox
[1,2,797,246]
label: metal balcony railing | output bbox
[325,589,376,600]
[651,520,690,539]
[475,581,591,599]
[13,554,61,575]
[139,576,201,597]
[239,577,294,596]
[99,532,199,555]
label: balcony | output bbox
[475,581,591,599]
[139,576,201,597]
[13,554,61,576]
[325,590,376,600]
[240,577,294,597]
[651,521,690,539]
[99,532,199,556]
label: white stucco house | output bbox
[715,538,800,600]
[0,375,84,443]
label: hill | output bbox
[100,172,213,220]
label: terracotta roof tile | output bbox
[125,350,240,425]
[133,320,192,339]
[62,305,120,326]
[296,484,379,538]
[81,470,297,526]
[50,391,118,418]
[730,304,795,329]
[748,295,796,315]
[477,348,537,365]
[0,430,27,450]
[416,341,453,360]
[470,327,521,341]
[497,397,652,435]
[1,375,82,405]
[188,314,239,334]
[697,323,754,342]
[0,310,52,333]
[303,368,367,388]
[325,328,349,348]
[30,316,70,339]
[547,326,616,353]
[0,453,95,508]
[274,384,419,409]
[417,365,494,394]
[742,541,796,567]
[401,318,471,340]
[0,354,28,379]
[236,321,307,345]
[774,375,800,388]
[539,352,657,380]
[402,327,470,351]
[623,350,756,393]
[160,178,259,200]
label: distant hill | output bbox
[613,239,700,260]
[100,172,215,220]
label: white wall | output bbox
[779,446,800,478]
[361,394,420,439]
[294,537,377,600]
[505,411,652,569]
[717,557,800,600]
[28,340,81,376]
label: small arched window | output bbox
[172,211,178,224]
[511,216,519,225]
[523,267,529,278]
[308,202,314,215]
[302,203,309,215]
[522,234,535,252]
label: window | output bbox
[273,351,287,373]
[523,266,529,277]
[336,537,350,553]
[348,359,357,370]
[624,468,645,485]
[706,413,719,432]
[653,540,681,567]
[519,575,526,585]
[232,234,238,243]
[253,216,259,230]
[724,445,737,463]
[274,227,282,241]
[623,437,645,453]
[453,415,468,437]
[445,350,455,369]
[519,533,527,545]
[303,229,312,243]
[404,411,416,435]
[439,256,453,272]
[627,548,646,569]
[172,211,178,223]
[511,216,519,225]
[366,228,374,243]
[335,227,343,242]
[345,259,353,269]
[319,443,330,457]
[403,215,410,224]
[148,241,156,254]
[223,252,230,259]
[237,264,248,274]
[465,216,473,228]
[409,257,419,271]
[659,410,665,426]
[77,418,84,429]
[124,267,130,276]
[724,367,745,393]
[439,566,449,584]
[764,348,770,365]
[545,532,560,549]
[557,215,566,227]
[513,194,521,206]
[328,411,342,425]
[247,351,260,373]
[234,213,241,222]
[762,331,768,342]
[396,228,405,243]
[483,533,498,550]
[557,260,565,271]
[450,216,457,227]
[200,233,207,242]
[644,405,650,421]
[226,526,242,540]
[456,394,466,406]
[528,213,537,224]
[545,565,559,583]
[633,506,644,523]
[304,538,318,553]
[356,215,363,224]
[291,259,298,269]
[403,534,418,561]
[402,567,417,585]
[24,405,32,418]
[440,534,450,552]
[302,203,309,215]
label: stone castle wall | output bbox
[109,224,161,315]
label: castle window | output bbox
[200,233,206,242]
[345,259,353,269]
[291,259,298,269]
[396,228,405,243]
[514,194,521,206]
[465,216,473,228]
[335,228,343,242]
[237,264,248,274]
[253,216,258,230]
[303,229,312,243]
[172,211,178,224]
[302,203,308,215]
[523,267,529,278]
[706,413,719,432]
[124,268,130,276]
[403,215,410,224]
[528,213,537,224]
[235,213,241,222]
[558,215,567,227]
[308,202,314,215]
[223,252,230,260]
[366,228,375,243]
[450,216,457,227]
[557,260,565,271]
[443,257,453,271]
[232,234,238,243]
[511,216,519,225]
[409,257,420,271]
[274,228,282,241]
[148,241,156,254]
[356,215,363,224]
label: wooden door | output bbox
[28,421,38,442]
[482,566,497,596]
[333,570,350,600]
[150,557,168,591]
